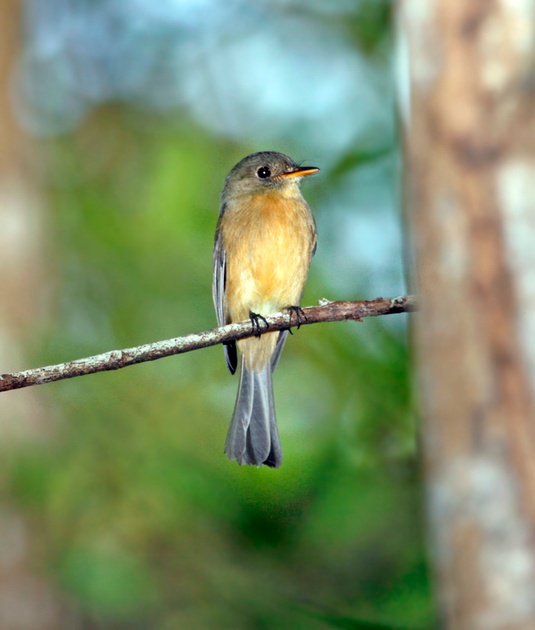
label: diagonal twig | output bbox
[0,295,418,393]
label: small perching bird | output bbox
[213,151,319,467]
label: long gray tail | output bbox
[225,362,282,468]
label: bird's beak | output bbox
[279,165,320,179]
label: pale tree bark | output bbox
[0,1,66,628]
[0,296,417,392]
[398,2,535,630]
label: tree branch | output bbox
[0,295,418,393]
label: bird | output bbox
[212,151,319,467]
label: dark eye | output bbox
[256,166,271,179]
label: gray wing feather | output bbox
[270,330,289,372]
[213,225,237,374]
[212,229,226,328]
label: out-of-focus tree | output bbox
[0,1,67,629]
[399,1,535,628]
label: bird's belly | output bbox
[224,200,313,322]
[230,227,309,372]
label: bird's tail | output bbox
[225,361,282,468]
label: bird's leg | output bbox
[286,306,307,330]
[249,312,269,337]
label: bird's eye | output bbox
[256,166,271,179]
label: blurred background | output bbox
[0,1,433,628]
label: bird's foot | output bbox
[286,305,307,331]
[249,312,269,337]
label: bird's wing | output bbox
[212,228,226,328]
[270,330,289,372]
[213,224,238,374]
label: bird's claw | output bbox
[286,306,307,330]
[249,312,269,337]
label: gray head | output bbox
[222,151,319,200]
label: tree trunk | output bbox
[0,1,66,628]
[398,2,535,629]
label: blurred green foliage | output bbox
[4,1,435,628]
[5,112,434,629]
